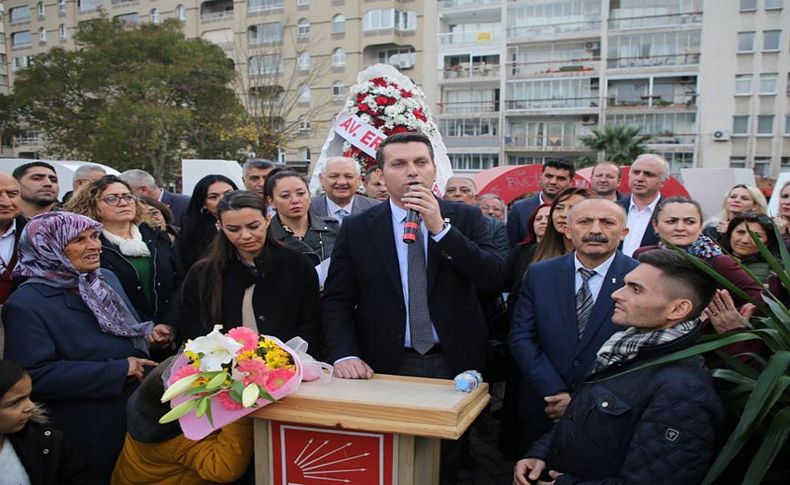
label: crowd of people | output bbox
[0,133,785,484]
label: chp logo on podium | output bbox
[271,423,395,484]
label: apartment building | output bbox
[0,0,438,170]
[438,0,790,177]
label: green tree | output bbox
[11,17,252,183]
[578,124,653,166]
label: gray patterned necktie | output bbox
[575,268,596,339]
[407,224,433,354]
[334,208,349,224]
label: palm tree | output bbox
[578,124,653,165]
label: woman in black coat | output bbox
[66,175,184,352]
[179,191,324,357]
[178,175,238,271]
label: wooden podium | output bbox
[251,374,489,485]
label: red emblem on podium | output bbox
[271,423,394,484]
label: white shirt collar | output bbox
[629,194,661,213]
[326,196,354,216]
[390,199,408,223]
[574,250,617,277]
[0,219,17,240]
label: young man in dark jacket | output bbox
[514,250,724,485]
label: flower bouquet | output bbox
[309,63,453,195]
[159,325,303,440]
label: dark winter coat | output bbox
[7,421,90,485]
[527,328,724,485]
[267,213,339,266]
[99,223,183,326]
[179,241,324,357]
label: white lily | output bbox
[185,325,244,372]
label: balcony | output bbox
[111,0,139,6]
[508,58,599,78]
[438,30,500,47]
[444,136,501,148]
[609,12,703,31]
[607,53,701,70]
[201,0,233,22]
[440,0,501,10]
[505,96,599,111]
[441,63,501,81]
[607,94,697,111]
[437,101,499,115]
[504,135,589,152]
[508,19,601,41]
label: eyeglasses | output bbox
[101,194,137,206]
[147,208,163,217]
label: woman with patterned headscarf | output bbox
[2,211,156,484]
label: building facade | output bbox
[0,0,438,170]
[437,0,789,177]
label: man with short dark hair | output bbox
[590,161,621,201]
[313,156,379,225]
[12,161,60,219]
[618,154,669,257]
[120,169,190,228]
[514,250,723,485]
[507,160,574,245]
[242,158,276,198]
[509,198,637,452]
[363,165,389,202]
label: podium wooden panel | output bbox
[251,374,489,485]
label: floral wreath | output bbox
[342,76,439,173]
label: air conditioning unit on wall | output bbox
[713,130,731,141]
[581,115,597,125]
[584,41,599,51]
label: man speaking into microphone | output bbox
[322,131,506,381]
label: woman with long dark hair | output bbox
[531,187,592,263]
[721,212,780,285]
[179,191,323,354]
[179,175,237,271]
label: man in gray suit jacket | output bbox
[120,169,191,228]
[312,156,380,224]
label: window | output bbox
[753,158,771,176]
[332,47,346,67]
[151,9,160,25]
[757,115,774,135]
[248,54,282,75]
[760,73,778,94]
[729,157,746,169]
[377,46,415,69]
[59,24,67,39]
[332,81,345,100]
[763,30,780,51]
[740,0,756,11]
[363,9,416,32]
[766,0,783,9]
[298,51,310,71]
[115,12,140,25]
[249,22,282,44]
[733,115,750,135]
[9,6,32,23]
[78,0,100,12]
[735,74,753,95]
[299,84,311,103]
[332,14,346,35]
[37,2,45,18]
[786,115,790,135]
[38,27,47,43]
[176,4,186,22]
[298,146,311,160]
[248,0,283,11]
[59,0,66,13]
[12,56,32,72]
[297,19,310,38]
[738,32,755,52]
[11,31,33,48]
[298,116,311,132]
[297,0,309,5]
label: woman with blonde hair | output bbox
[703,184,767,243]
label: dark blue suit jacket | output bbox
[508,251,638,448]
[616,195,663,250]
[506,194,543,247]
[322,200,506,375]
[160,190,191,228]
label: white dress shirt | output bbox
[621,195,661,257]
[0,219,17,272]
[573,251,617,304]
[326,197,354,224]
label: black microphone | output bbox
[403,182,422,244]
